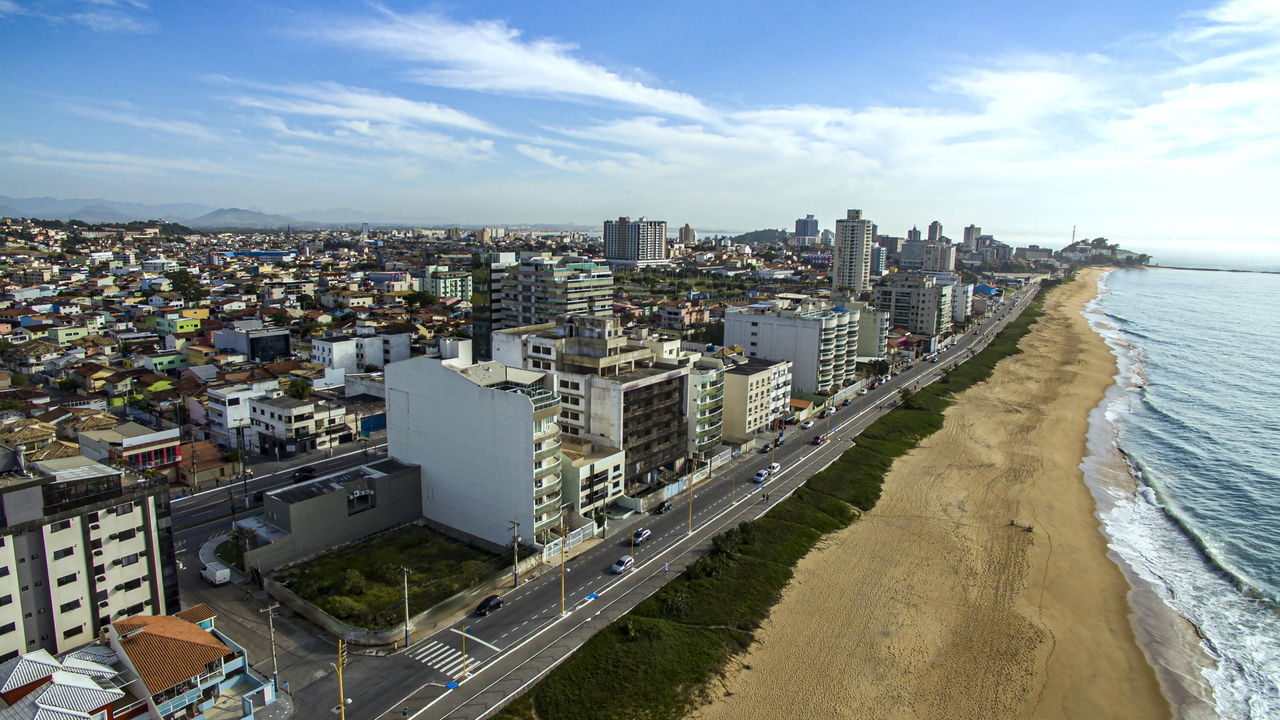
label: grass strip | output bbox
[494,282,1055,720]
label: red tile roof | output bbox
[112,615,231,696]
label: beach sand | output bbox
[691,269,1170,720]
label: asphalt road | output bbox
[292,284,1041,720]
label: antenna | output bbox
[1071,225,1076,245]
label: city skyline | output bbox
[2,0,1278,260]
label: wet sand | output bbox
[692,269,1170,720]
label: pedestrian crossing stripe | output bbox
[409,640,479,679]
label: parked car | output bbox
[653,500,673,515]
[475,594,504,616]
[800,420,815,430]
[610,555,635,574]
[819,409,832,418]
[841,399,851,407]
[773,438,785,448]
[813,434,826,445]
[768,462,781,474]
[760,444,773,454]
[201,562,231,586]
[753,468,771,483]
[857,388,869,396]
[292,466,318,482]
[632,528,652,545]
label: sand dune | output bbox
[690,269,1169,720]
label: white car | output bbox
[857,389,868,396]
[753,468,770,483]
[800,420,815,430]
[769,462,781,475]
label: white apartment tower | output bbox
[724,299,862,395]
[963,225,982,251]
[386,358,565,546]
[833,209,874,295]
[603,217,668,265]
[1,457,178,660]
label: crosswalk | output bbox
[407,640,480,679]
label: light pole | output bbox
[559,511,567,616]
[509,521,520,588]
[401,567,411,649]
[259,604,280,685]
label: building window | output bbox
[51,519,73,532]
[57,573,76,587]
[53,547,74,560]
[62,626,84,640]
[0,595,10,607]
[0,623,14,636]
[120,553,139,567]
[60,599,82,613]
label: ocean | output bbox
[1084,268,1280,719]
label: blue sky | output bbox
[1,0,1278,257]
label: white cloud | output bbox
[310,10,711,120]
[515,145,584,172]
[1,141,232,175]
[69,9,147,32]
[0,1,20,16]
[69,105,222,141]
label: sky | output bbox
[1,0,1279,259]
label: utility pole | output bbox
[334,639,348,720]
[258,603,280,684]
[559,512,567,615]
[401,567,411,649]
[509,521,521,588]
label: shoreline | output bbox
[690,269,1171,720]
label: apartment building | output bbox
[603,217,667,265]
[248,396,351,459]
[492,315,690,489]
[205,379,279,452]
[923,243,958,272]
[875,272,955,336]
[309,331,411,373]
[211,324,290,362]
[497,257,613,330]
[724,299,860,395]
[423,267,473,301]
[0,456,177,660]
[721,356,793,443]
[386,357,565,546]
[833,209,874,295]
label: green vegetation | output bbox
[276,524,505,629]
[215,531,249,570]
[494,284,1054,720]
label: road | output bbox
[284,283,1041,720]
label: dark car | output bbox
[773,438,785,448]
[653,500,673,515]
[759,444,772,454]
[475,594,504,617]
[292,466,318,482]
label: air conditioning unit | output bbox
[114,585,124,591]
[92,550,103,557]
[89,524,100,531]
[107,534,117,540]
[96,575,106,582]
[98,600,109,607]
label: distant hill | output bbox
[728,229,789,245]
[184,207,299,229]
[0,195,214,222]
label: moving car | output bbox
[760,444,773,454]
[813,434,826,445]
[773,438,785,448]
[800,420,815,430]
[632,528,652,545]
[653,500,673,515]
[768,462,781,474]
[610,555,635,574]
[819,409,832,419]
[857,388,869,396]
[475,594,504,616]
[753,468,770,483]
[292,466,318,482]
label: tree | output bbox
[268,311,291,327]
[285,378,312,400]
[404,291,436,309]
[10,373,29,388]
[165,269,207,303]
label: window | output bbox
[51,519,72,532]
[60,599,82,613]
[62,626,84,640]
[0,566,8,578]
[116,502,133,514]
[120,553,139,567]
[0,623,14,635]
[0,595,10,607]
[57,573,77,587]
[53,547,74,560]
[115,529,137,542]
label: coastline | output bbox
[690,269,1171,720]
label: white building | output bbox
[724,299,861,395]
[386,357,565,545]
[309,331,411,373]
[206,379,280,452]
[875,272,954,336]
[0,456,177,659]
[140,258,179,274]
[721,356,793,442]
[603,217,667,265]
[833,209,874,295]
[248,396,352,459]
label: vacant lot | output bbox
[276,524,505,629]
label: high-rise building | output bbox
[498,257,614,330]
[470,252,518,361]
[1,456,178,659]
[907,226,922,243]
[928,221,944,243]
[875,272,954,336]
[870,244,887,276]
[724,298,863,395]
[678,223,696,246]
[963,225,982,250]
[794,214,819,242]
[603,217,667,264]
[720,357,793,442]
[832,209,874,295]
[923,243,957,272]
[386,357,565,546]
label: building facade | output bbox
[386,358,564,546]
[720,356,793,443]
[603,217,667,265]
[498,258,614,330]
[875,272,955,336]
[724,300,860,395]
[832,209,874,295]
[248,396,352,459]
[0,457,177,660]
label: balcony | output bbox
[534,440,562,462]
[533,457,562,479]
[534,493,562,515]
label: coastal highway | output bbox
[292,282,1041,720]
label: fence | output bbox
[540,522,602,562]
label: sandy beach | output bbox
[691,269,1170,720]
